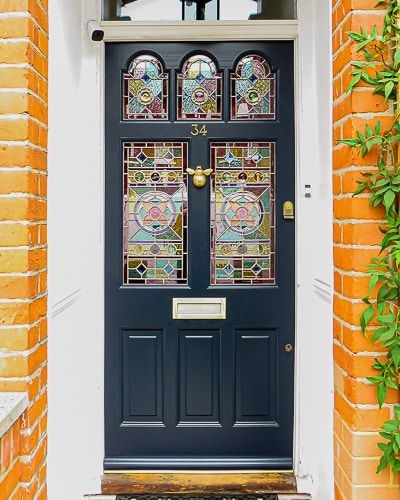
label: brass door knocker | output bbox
[186,166,213,188]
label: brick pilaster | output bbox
[0,0,48,497]
[333,0,399,498]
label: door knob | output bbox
[186,166,213,188]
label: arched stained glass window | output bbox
[123,54,168,120]
[231,54,275,120]
[177,54,222,120]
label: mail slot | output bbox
[172,298,226,320]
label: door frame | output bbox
[48,1,333,497]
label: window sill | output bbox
[0,392,28,438]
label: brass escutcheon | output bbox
[283,200,295,220]
[285,343,294,352]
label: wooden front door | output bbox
[105,41,295,470]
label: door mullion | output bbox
[188,135,210,292]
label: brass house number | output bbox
[191,124,208,136]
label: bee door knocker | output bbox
[186,166,213,188]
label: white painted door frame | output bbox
[48,1,333,498]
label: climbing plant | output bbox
[339,0,400,473]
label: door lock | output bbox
[283,201,295,220]
[285,343,294,352]
[187,166,213,188]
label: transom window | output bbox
[102,0,297,21]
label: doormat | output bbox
[116,496,279,500]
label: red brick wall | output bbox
[0,416,23,498]
[332,0,399,498]
[0,0,48,497]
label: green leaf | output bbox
[384,80,395,101]
[338,138,360,147]
[385,379,398,390]
[383,189,395,212]
[377,283,389,302]
[377,456,389,473]
[361,305,375,333]
[394,47,400,67]
[369,274,379,293]
[354,182,367,195]
[347,73,362,93]
[391,347,400,370]
[377,324,396,342]
[378,442,388,453]
[377,382,387,408]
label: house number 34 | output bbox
[191,124,208,136]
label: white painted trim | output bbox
[101,20,299,42]
[48,1,333,499]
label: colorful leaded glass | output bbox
[177,54,222,120]
[123,55,168,120]
[231,54,275,120]
[210,142,275,285]
[123,142,188,285]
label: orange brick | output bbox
[0,224,31,246]
[0,0,29,12]
[342,323,386,353]
[0,67,28,89]
[12,420,20,461]
[21,391,47,429]
[0,459,21,498]
[20,425,39,455]
[334,197,385,220]
[341,424,381,458]
[0,170,39,195]
[342,274,375,299]
[0,117,28,141]
[344,376,399,405]
[335,392,390,430]
[1,428,11,472]
[342,221,382,245]
[334,294,371,326]
[0,93,28,114]
[352,89,389,113]
[334,343,382,377]
[0,16,29,38]
[334,246,379,272]
[0,40,29,64]
[352,486,400,500]
[0,328,30,351]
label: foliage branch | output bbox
[339,0,400,473]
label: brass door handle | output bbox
[186,166,213,188]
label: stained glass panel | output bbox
[177,54,222,120]
[231,55,275,120]
[123,142,188,285]
[210,142,275,285]
[123,55,168,120]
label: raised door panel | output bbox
[122,330,164,426]
[178,330,221,426]
[234,329,277,426]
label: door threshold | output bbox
[101,471,297,495]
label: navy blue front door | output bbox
[105,41,295,470]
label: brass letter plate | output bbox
[173,298,226,320]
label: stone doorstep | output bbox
[85,496,312,499]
